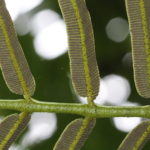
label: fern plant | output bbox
[0,0,150,150]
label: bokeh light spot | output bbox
[78,75,131,105]
[34,20,68,60]
[20,113,57,148]
[113,102,142,132]
[14,14,30,36]
[5,0,43,20]
[79,80,108,104]
[103,74,131,105]
[113,117,141,132]
[31,9,60,35]
[106,17,129,42]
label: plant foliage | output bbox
[0,0,150,150]
[58,0,100,103]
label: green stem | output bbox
[0,99,150,118]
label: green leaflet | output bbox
[118,121,150,150]
[125,0,150,98]
[0,113,30,150]
[53,118,96,150]
[58,0,100,101]
[0,1,34,148]
[0,0,35,98]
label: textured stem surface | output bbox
[0,99,150,118]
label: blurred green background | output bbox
[1,0,150,150]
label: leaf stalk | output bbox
[0,99,150,118]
